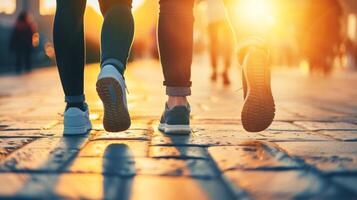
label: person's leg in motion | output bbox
[208,22,219,81]
[24,50,32,72]
[97,0,134,132]
[220,21,233,85]
[158,0,194,134]
[15,51,22,74]
[224,0,275,132]
[53,0,91,135]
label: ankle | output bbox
[66,102,86,111]
[167,96,188,109]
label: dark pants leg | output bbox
[158,0,194,96]
[54,0,134,104]
[15,52,23,74]
[24,51,32,72]
[54,0,86,103]
[98,0,134,74]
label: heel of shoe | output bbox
[96,77,131,132]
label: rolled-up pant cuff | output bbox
[166,86,191,96]
[101,58,125,75]
[65,95,85,103]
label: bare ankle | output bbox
[167,96,188,109]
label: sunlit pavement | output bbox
[0,57,357,199]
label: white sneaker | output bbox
[63,106,92,135]
[96,64,131,132]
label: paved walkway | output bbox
[0,58,357,199]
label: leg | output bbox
[96,0,134,132]
[24,51,32,72]
[53,0,87,106]
[54,0,92,135]
[158,0,194,106]
[98,0,134,73]
[221,21,233,85]
[158,0,194,134]
[208,22,219,81]
[15,52,22,74]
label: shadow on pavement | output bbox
[164,132,236,200]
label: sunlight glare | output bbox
[0,0,16,14]
[235,0,275,26]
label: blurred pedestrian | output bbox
[9,11,36,74]
[205,0,234,85]
[298,0,342,75]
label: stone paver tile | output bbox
[152,128,327,146]
[0,147,77,172]
[149,146,208,159]
[281,103,347,120]
[78,140,148,158]
[28,136,89,150]
[224,170,351,200]
[332,175,357,194]
[0,173,31,197]
[0,130,55,138]
[151,129,263,146]
[0,137,88,172]
[209,141,298,171]
[0,120,59,131]
[293,121,357,131]
[0,173,129,199]
[90,130,150,141]
[276,142,357,173]
[317,130,357,141]
[55,174,130,199]
[65,157,136,176]
[190,123,244,132]
[258,131,331,142]
[66,157,216,178]
[0,138,35,159]
[274,107,305,121]
[130,176,234,200]
[267,121,306,132]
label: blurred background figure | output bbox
[205,0,234,85]
[297,0,343,75]
[9,11,36,74]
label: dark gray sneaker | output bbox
[158,103,191,135]
[241,46,275,132]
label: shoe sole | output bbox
[241,47,275,132]
[158,123,191,135]
[96,77,131,132]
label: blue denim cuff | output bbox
[65,95,85,103]
[166,87,191,96]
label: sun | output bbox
[235,0,275,26]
